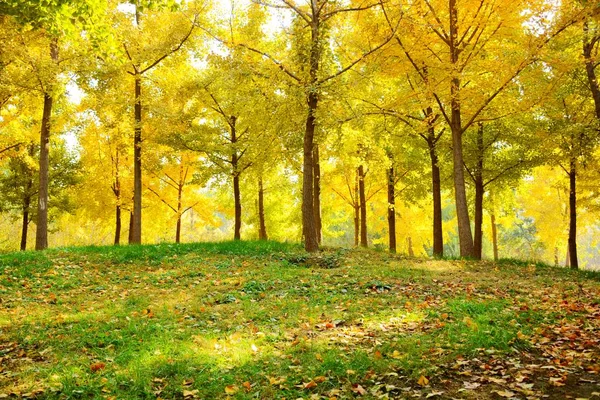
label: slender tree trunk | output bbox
[302,17,320,253]
[448,0,475,258]
[114,204,121,245]
[20,196,31,251]
[583,22,600,121]
[313,144,322,245]
[473,124,485,260]
[354,174,359,246]
[407,237,414,256]
[35,99,53,250]
[176,184,183,244]
[491,213,498,262]
[358,165,367,247]
[131,72,142,244]
[258,176,268,240]
[568,159,578,269]
[565,246,570,268]
[128,211,134,244]
[233,174,241,240]
[427,134,443,258]
[387,162,396,253]
[35,40,59,251]
[230,118,242,241]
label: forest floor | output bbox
[0,241,599,399]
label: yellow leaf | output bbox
[417,375,429,386]
[224,385,239,394]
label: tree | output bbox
[112,0,201,244]
[242,0,394,252]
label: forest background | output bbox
[1,0,600,269]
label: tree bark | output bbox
[448,0,475,258]
[491,212,499,262]
[35,96,53,250]
[231,116,242,241]
[583,22,600,121]
[354,174,359,246]
[473,124,485,260]
[130,73,143,244]
[114,204,121,245]
[568,159,578,269]
[408,237,414,256]
[358,165,367,247]
[313,144,322,245]
[258,176,268,240]
[176,181,183,244]
[426,122,443,257]
[128,210,134,244]
[20,195,31,251]
[301,15,320,253]
[35,39,58,251]
[387,162,396,253]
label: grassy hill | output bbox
[0,241,599,399]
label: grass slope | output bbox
[0,241,599,399]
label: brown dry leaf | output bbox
[494,390,516,398]
[303,380,318,389]
[351,384,367,396]
[90,362,106,372]
[224,385,239,394]
[417,375,430,386]
[242,381,252,391]
[314,376,327,383]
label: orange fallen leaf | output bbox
[303,380,317,389]
[314,376,327,383]
[374,350,382,359]
[90,362,106,372]
[417,375,429,386]
[242,381,252,391]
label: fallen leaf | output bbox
[351,384,367,395]
[224,385,239,394]
[242,381,252,391]
[417,375,429,386]
[90,362,106,372]
[494,390,515,398]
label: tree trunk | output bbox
[176,186,183,244]
[449,0,475,258]
[407,237,414,256]
[114,204,121,245]
[354,174,359,246]
[230,117,242,241]
[313,144,322,245]
[130,72,143,244]
[473,124,485,260]
[35,98,53,250]
[583,22,600,121]
[387,163,396,253]
[258,176,268,240]
[491,212,498,262]
[232,174,241,240]
[568,159,578,269]
[20,196,31,251]
[301,17,320,253]
[427,133,443,258]
[128,210,134,244]
[358,165,367,247]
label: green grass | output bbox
[1,241,599,399]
